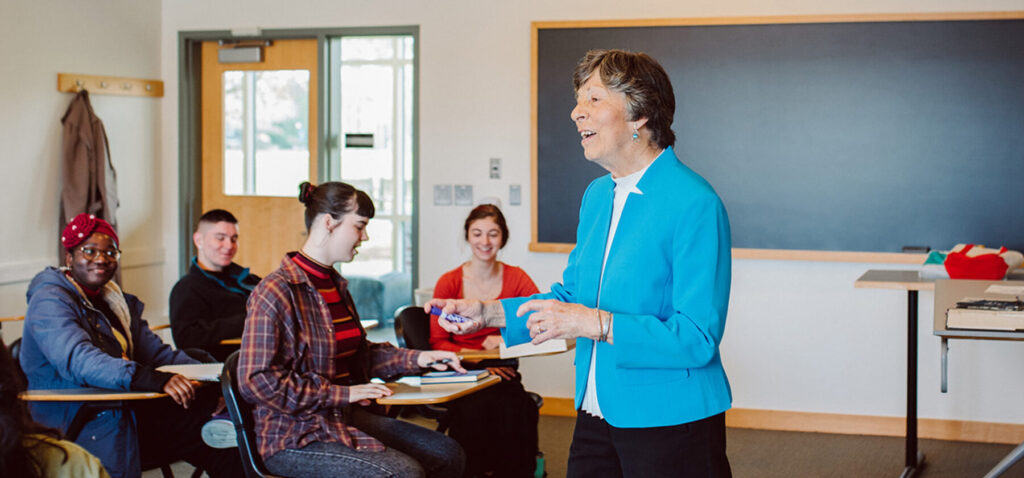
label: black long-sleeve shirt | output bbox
[169,259,260,361]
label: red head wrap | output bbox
[61,214,119,251]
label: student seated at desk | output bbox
[0,340,110,478]
[430,204,541,478]
[239,182,466,478]
[170,208,261,361]
[19,214,243,478]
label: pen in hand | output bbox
[426,357,462,367]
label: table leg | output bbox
[902,290,925,477]
[940,337,948,394]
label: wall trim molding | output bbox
[0,259,52,285]
[538,399,1024,445]
[0,247,164,285]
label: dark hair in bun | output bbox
[297,181,375,231]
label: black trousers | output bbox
[444,375,539,478]
[132,384,244,478]
[567,411,731,478]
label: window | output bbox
[333,36,415,277]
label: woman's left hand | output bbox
[519,299,600,344]
[417,350,467,373]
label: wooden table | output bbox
[220,319,381,345]
[932,277,1024,478]
[377,375,500,405]
[932,278,1024,393]
[21,387,167,401]
[855,270,935,478]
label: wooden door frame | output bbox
[177,26,420,289]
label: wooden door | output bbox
[200,39,318,276]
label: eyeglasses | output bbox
[77,246,121,262]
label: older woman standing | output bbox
[429,50,733,477]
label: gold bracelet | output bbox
[595,308,603,342]
[604,312,613,342]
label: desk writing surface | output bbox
[376,375,500,405]
[933,279,1024,340]
[21,388,167,401]
[854,270,935,291]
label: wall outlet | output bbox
[509,184,522,206]
[433,185,452,206]
[454,185,474,206]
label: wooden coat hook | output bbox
[58,73,163,98]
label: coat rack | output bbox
[57,73,163,98]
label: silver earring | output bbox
[632,128,639,141]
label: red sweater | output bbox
[429,263,540,352]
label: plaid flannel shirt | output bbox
[239,254,421,460]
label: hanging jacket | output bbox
[60,90,119,234]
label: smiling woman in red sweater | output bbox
[430,204,541,478]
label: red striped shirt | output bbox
[291,252,363,383]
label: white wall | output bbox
[0,0,165,343]
[159,0,1024,425]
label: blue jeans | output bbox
[264,407,464,478]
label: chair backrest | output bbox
[9,337,27,386]
[393,305,431,350]
[221,351,281,478]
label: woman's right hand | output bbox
[162,374,196,409]
[349,383,393,406]
[425,299,486,335]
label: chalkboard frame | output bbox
[529,12,1024,263]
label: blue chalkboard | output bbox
[535,18,1024,252]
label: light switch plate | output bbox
[489,158,501,179]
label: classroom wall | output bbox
[156,0,1024,426]
[0,0,165,343]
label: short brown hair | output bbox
[464,204,509,248]
[572,49,676,149]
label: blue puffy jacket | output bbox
[21,267,197,478]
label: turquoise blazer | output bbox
[501,147,732,428]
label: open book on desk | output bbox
[499,338,568,359]
[156,363,223,382]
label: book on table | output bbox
[498,338,568,359]
[947,297,1024,331]
[420,369,490,385]
[155,363,223,382]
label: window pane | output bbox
[340,37,395,61]
[346,219,394,276]
[340,64,394,214]
[223,70,310,197]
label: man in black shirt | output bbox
[170,209,261,361]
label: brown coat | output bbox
[60,90,118,232]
